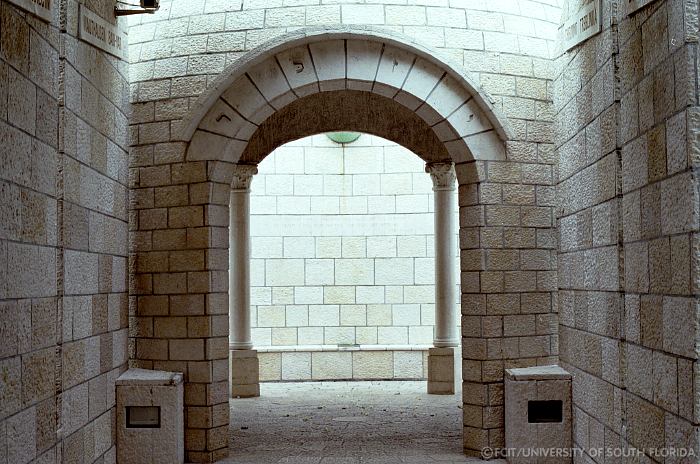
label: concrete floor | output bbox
[224,381,498,464]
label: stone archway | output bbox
[131,28,556,462]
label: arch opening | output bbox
[230,131,464,457]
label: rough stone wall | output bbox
[554,0,699,460]
[0,0,130,463]
[127,0,562,460]
[126,0,562,132]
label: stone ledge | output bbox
[256,344,433,352]
[505,364,571,381]
[116,368,184,386]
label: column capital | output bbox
[231,164,258,191]
[425,162,456,191]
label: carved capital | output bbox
[231,164,258,191]
[425,162,456,191]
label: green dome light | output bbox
[326,132,361,144]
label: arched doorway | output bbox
[131,28,556,462]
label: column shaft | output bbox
[229,187,252,350]
[433,185,458,347]
[427,163,459,348]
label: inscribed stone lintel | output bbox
[79,5,128,60]
[6,0,52,22]
[559,0,602,52]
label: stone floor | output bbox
[223,381,499,464]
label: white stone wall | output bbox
[247,133,459,379]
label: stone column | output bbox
[229,164,260,398]
[426,162,459,395]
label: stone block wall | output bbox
[247,133,460,380]
[554,0,699,461]
[259,348,428,382]
[0,0,130,463]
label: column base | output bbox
[428,347,455,395]
[230,349,260,398]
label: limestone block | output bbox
[277,45,319,97]
[257,305,285,327]
[116,369,184,464]
[230,350,260,398]
[64,250,98,296]
[346,40,382,91]
[308,40,345,91]
[305,259,334,285]
[251,237,283,258]
[394,351,424,379]
[341,4,384,25]
[374,45,414,97]
[343,147,383,174]
[294,287,322,305]
[404,286,434,304]
[323,287,355,304]
[340,304,367,326]
[258,352,281,381]
[418,75,470,126]
[324,326,355,345]
[367,236,397,258]
[352,174,381,195]
[265,259,305,286]
[247,58,296,110]
[356,327,378,344]
[6,406,35,464]
[339,238,365,259]
[281,352,311,380]
[377,326,407,345]
[396,235,426,257]
[306,5,341,25]
[367,304,392,326]
[309,305,339,326]
[221,75,273,125]
[375,258,414,285]
[381,173,414,195]
[271,327,297,345]
[395,58,443,111]
[315,237,341,258]
[392,304,421,326]
[334,259,373,285]
[352,351,393,379]
[409,326,433,344]
[428,347,455,395]
[285,305,309,326]
[355,286,384,304]
[298,326,324,345]
[395,194,430,213]
[283,236,315,258]
[311,351,352,379]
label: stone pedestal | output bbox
[427,347,455,394]
[116,369,184,464]
[505,365,572,463]
[231,349,260,398]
